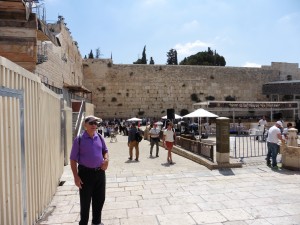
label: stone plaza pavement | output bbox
[37,134,300,225]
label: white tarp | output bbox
[127,117,142,122]
[161,114,183,119]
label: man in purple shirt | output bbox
[70,115,109,225]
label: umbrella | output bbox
[183,108,219,118]
[183,109,218,138]
[155,121,163,125]
[127,117,142,122]
[161,114,183,120]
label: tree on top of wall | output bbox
[149,57,155,64]
[166,49,178,65]
[133,45,147,64]
[179,47,226,66]
[95,47,103,59]
[88,50,94,59]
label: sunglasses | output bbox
[88,121,98,125]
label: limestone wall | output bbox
[35,19,83,88]
[83,59,280,119]
[262,62,300,81]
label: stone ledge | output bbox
[171,144,242,170]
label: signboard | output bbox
[207,102,298,109]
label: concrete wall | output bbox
[83,59,281,119]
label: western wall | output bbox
[83,59,282,119]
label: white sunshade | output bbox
[183,108,219,118]
[126,117,142,122]
[161,114,183,119]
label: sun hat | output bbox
[84,115,101,123]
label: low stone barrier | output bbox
[281,145,300,171]
[280,129,300,171]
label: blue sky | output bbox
[41,0,300,67]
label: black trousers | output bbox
[150,138,160,156]
[78,165,106,225]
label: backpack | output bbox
[135,131,143,142]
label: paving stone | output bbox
[157,213,196,225]
[36,134,300,225]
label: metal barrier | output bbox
[230,134,268,159]
[176,137,214,162]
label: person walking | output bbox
[128,122,139,161]
[143,122,151,140]
[258,116,268,141]
[266,121,284,169]
[149,123,161,157]
[70,115,109,225]
[163,122,176,164]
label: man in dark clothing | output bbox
[128,123,139,161]
[295,118,300,134]
[70,115,109,225]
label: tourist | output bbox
[266,121,284,169]
[149,123,161,157]
[258,116,268,141]
[295,118,300,134]
[128,122,139,161]
[143,122,151,140]
[163,122,176,164]
[282,122,293,140]
[70,115,109,225]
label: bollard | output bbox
[287,128,298,147]
[216,117,230,163]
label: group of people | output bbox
[69,114,299,224]
[69,116,177,224]
[264,118,297,169]
[127,121,176,164]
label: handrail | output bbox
[74,100,85,137]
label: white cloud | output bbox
[278,12,299,24]
[243,62,261,68]
[180,20,200,32]
[174,40,212,56]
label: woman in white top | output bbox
[163,122,176,164]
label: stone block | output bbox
[281,145,300,171]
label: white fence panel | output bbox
[0,56,65,225]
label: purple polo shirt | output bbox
[70,131,108,168]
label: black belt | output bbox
[78,164,101,171]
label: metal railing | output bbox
[74,100,85,137]
[176,137,214,162]
[230,134,268,159]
